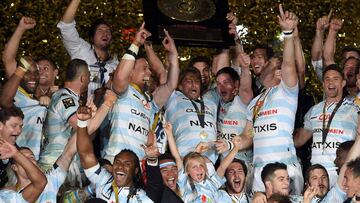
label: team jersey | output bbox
[178,168,225,203]
[247,81,299,168]
[104,85,159,162]
[310,183,347,203]
[216,190,252,203]
[304,98,358,171]
[14,87,47,160]
[0,189,27,203]
[164,91,218,163]
[207,89,252,164]
[57,20,118,96]
[84,164,153,203]
[37,164,67,203]
[39,88,79,168]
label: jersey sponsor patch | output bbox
[62,98,76,109]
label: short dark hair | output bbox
[341,46,360,58]
[225,158,248,176]
[347,157,360,178]
[188,56,211,69]
[98,158,112,167]
[65,59,88,82]
[322,64,344,79]
[254,44,274,59]
[268,193,292,203]
[261,162,287,184]
[0,106,24,123]
[343,56,360,75]
[305,164,329,184]
[36,57,58,70]
[216,67,240,82]
[158,153,176,162]
[179,67,202,84]
[88,19,112,41]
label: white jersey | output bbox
[310,183,347,203]
[177,168,225,203]
[84,164,153,203]
[247,81,299,168]
[304,98,358,171]
[104,85,159,162]
[207,89,252,164]
[39,88,79,168]
[216,190,252,203]
[0,189,27,203]
[14,88,47,160]
[37,164,67,203]
[57,20,118,96]
[164,91,218,163]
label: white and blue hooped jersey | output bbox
[304,98,358,171]
[247,81,299,168]
[207,89,252,164]
[165,91,218,163]
[310,183,347,203]
[216,190,252,203]
[14,88,47,160]
[0,189,27,203]
[177,168,225,203]
[39,88,79,167]
[104,85,159,162]
[84,164,153,203]
[37,164,67,203]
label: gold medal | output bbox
[199,131,208,140]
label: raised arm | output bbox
[55,131,77,171]
[61,0,80,23]
[112,23,151,94]
[76,106,98,169]
[323,18,343,67]
[0,139,47,203]
[144,42,167,85]
[278,4,298,88]
[2,17,36,77]
[294,128,313,148]
[0,57,33,108]
[293,26,306,89]
[311,12,331,62]
[236,51,253,104]
[152,29,179,108]
[164,123,183,170]
[216,136,241,178]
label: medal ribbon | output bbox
[321,96,344,147]
[112,180,119,203]
[190,98,205,128]
[252,88,272,123]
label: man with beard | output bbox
[295,65,359,187]
[0,107,24,188]
[217,159,251,202]
[58,0,119,96]
[103,24,179,162]
[342,57,360,97]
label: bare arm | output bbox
[112,23,151,94]
[0,68,23,108]
[55,132,77,171]
[311,12,331,62]
[164,123,183,170]
[323,18,343,67]
[144,42,167,85]
[294,128,313,147]
[278,4,298,88]
[2,17,36,77]
[0,139,47,203]
[235,121,254,151]
[216,136,241,178]
[61,0,80,23]
[76,106,98,169]
[293,26,306,89]
[236,51,253,104]
[153,30,179,108]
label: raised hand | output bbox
[226,12,238,36]
[238,52,251,68]
[303,185,319,202]
[103,89,117,107]
[277,4,298,31]
[214,139,228,154]
[18,16,36,31]
[316,10,332,32]
[329,18,343,32]
[85,96,97,118]
[162,29,177,54]
[0,138,18,160]
[76,106,92,121]
[39,95,51,107]
[133,22,151,47]
[195,142,210,154]
[141,130,160,158]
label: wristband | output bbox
[77,119,88,128]
[282,30,293,38]
[18,57,31,72]
[128,43,139,55]
[226,140,234,151]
